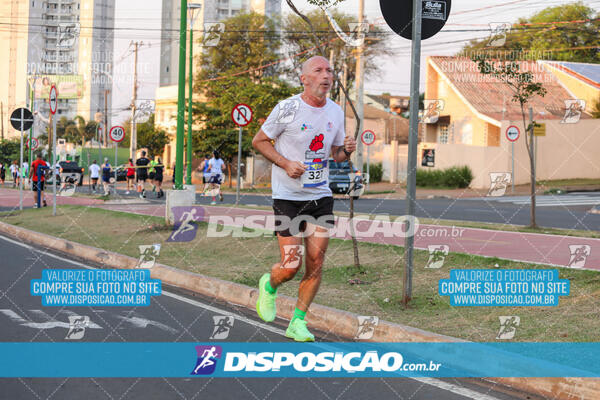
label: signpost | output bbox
[10,107,34,211]
[231,103,253,205]
[361,130,375,190]
[380,0,451,304]
[49,85,58,216]
[506,125,520,193]
[110,126,125,190]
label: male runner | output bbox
[252,56,356,342]
[136,151,151,198]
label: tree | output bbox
[473,55,547,228]
[56,116,97,147]
[198,12,282,82]
[194,12,296,186]
[459,3,600,63]
[122,114,169,158]
[283,9,393,101]
[0,138,20,166]
[591,96,600,118]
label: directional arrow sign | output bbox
[506,125,520,142]
[49,85,58,115]
[231,103,253,127]
[10,108,34,131]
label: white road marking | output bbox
[415,378,503,400]
[0,233,509,399]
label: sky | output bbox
[110,0,600,124]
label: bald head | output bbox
[300,56,334,103]
[301,56,330,75]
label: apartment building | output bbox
[0,0,115,139]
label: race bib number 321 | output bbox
[302,161,327,188]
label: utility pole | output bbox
[130,41,143,160]
[1,101,4,140]
[341,64,348,128]
[355,0,365,172]
[403,0,423,305]
[104,89,109,146]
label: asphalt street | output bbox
[3,184,600,231]
[0,233,529,400]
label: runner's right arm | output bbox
[252,129,306,179]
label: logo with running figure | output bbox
[355,316,379,340]
[168,207,205,242]
[305,134,326,162]
[191,345,222,375]
[210,316,234,339]
[568,244,591,268]
[496,316,520,340]
[65,315,89,340]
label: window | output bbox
[439,124,449,144]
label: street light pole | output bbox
[174,0,188,190]
[187,3,202,186]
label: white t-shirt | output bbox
[261,94,345,201]
[208,158,225,175]
[89,164,100,178]
[9,164,18,174]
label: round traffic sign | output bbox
[361,130,376,146]
[380,0,452,40]
[231,103,253,127]
[27,137,39,150]
[109,126,125,143]
[506,125,520,142]
[49,85,58,115]
[10,108,34,131]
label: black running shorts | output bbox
[272,196,334,237]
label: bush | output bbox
[363,163,383,183]
[416,165,473,188]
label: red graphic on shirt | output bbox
[309,134,324,162]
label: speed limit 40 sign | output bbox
[361,130,376,146]
[109,126,125,142]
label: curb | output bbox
[0,220,598,399]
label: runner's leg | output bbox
[296,225,329,312]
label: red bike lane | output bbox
[95,203,600,271]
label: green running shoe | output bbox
[256,273,277,322]
[285,318,315,342]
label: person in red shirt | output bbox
[126,158,135,194]
[29,153,48,207]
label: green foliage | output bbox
[305,0,344,7]
[591,96,600,119]
[192,77,295,163]
[56,115,97,146]
[363,163,383,183]
[0,138,20,166]
[283,9,393,101]
[459,3,600,63]
[122,114,169,158]
[193,12,296,164]
[416,166,473,188]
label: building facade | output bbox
[0,0,115,139]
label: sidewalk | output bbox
[97,202,600,271]
[2,187,597,270]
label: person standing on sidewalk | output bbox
[0,162,5,186]
[89,160,100,193]
[136,151,150,198]
[29,153,48,207]
[126,158,135,194]
[10,161,19,187]
[101,158,112,196]
[251,56,356,342]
